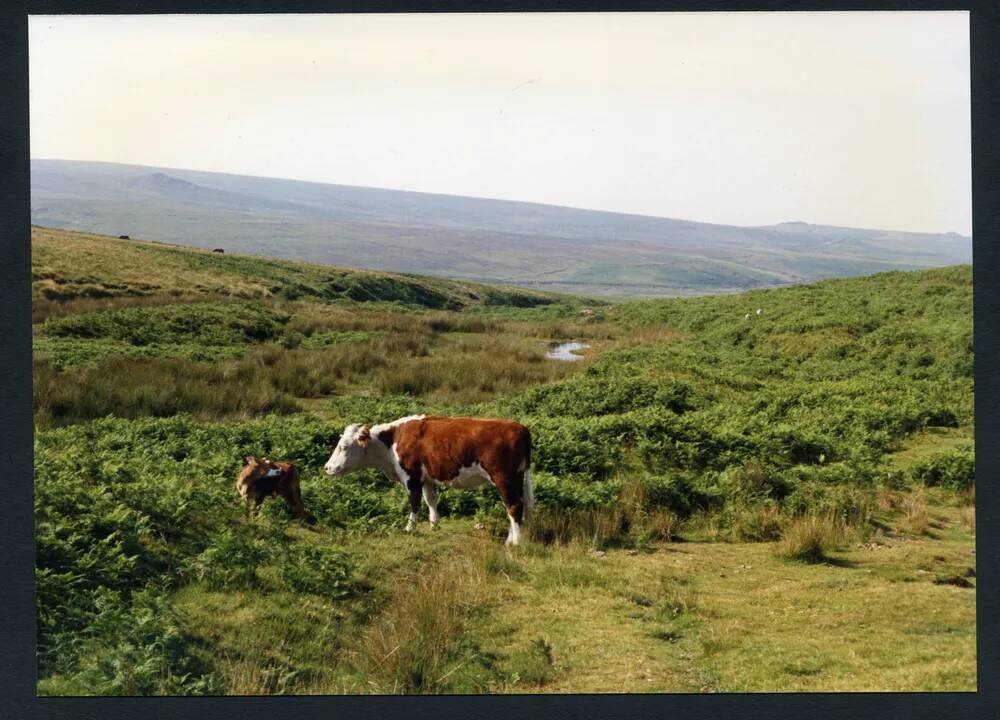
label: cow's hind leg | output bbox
[494,473,526,547]
[405,477,422,532]
[422,484,440,527]
[506,504,524,547]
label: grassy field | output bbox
[162,505,973,695]
[33,227,975,694]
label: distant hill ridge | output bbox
[31,158,971,297]
[30,226,573,312]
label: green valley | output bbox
[32,227,975,695]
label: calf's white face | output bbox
[324,423,371,475]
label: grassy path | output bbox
[458,518,975,693]
[172,496,975,694]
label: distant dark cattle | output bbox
[236,456,308,519]
[118,235,130,239]
[213,248,225,253]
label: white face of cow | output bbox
[324,423,372,476]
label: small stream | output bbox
[545,340,590,361]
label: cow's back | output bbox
[389,416,530,481]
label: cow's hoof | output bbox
[430,522,440,530]
[404,525,415,533]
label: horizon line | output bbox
[31,156,973,239]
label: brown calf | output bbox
[236,456,307,519]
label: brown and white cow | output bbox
[323,415,534,546]
[236,456,308,520]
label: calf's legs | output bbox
[277,483,306,519]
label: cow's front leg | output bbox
[405,477,422,532]
[422,483,440,527]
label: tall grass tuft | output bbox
[901,486,932,536]
[349,540,491,693]
[526,475,682,549]
[958,486,975,534]
[773,514,843,563]
[730,503,783,542]
[527,506,629,548]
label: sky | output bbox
[29,12,971,235]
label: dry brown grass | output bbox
[687,510,725,542]
[876,488,902,513]
[617,476,680,543]
[617,473,648,510]
[32,292,225,324]
[525,476,684,549]
[419,312,505,335]
[216,642,302,695]
[958,506,976,534]
[527,506,628,548]
[373,334,577,404]
[901,486,932,536]
[773,513,844,563]
[958,487,976,534]
[34,317,587,426]
[32,354,303,427]
[284,302,437,336]
[641,508,680,543]
[511,319,618,341]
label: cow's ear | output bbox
[245,455,256,464]
[358,425,371,448]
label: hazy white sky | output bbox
[30,12,971,235]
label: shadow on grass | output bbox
[822,554,859,569]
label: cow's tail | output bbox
[522,466,535,522]
[521,428,535,522]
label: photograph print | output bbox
[30,11,974,695]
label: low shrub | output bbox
[506,638,555,687]
[909,445,974,490]
[42,301,288,347]
[302,471,405,530]
[51,590,218,696]
[187,529,273,590]
[782,480,874,528]
[280,545,355,599]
